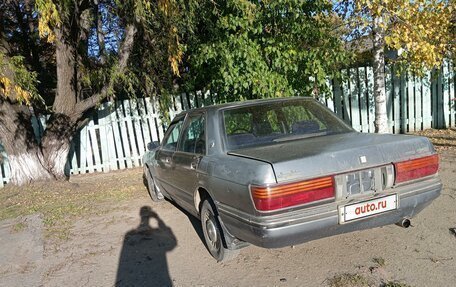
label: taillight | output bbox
[394,154,439,184]
[250,176,335,211]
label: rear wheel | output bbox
[200,199,239,262]
[144,166,164,202]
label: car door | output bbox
[154,116,185,197]
[172,113,206,211]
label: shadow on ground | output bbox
[167,199,205,245]
[115,206,177,287]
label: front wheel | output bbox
[144,166,164,202]
[200,199,239,262]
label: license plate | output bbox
[339,194,398,224]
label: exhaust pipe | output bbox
[396,218,411,228]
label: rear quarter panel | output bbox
[201,154,276,215]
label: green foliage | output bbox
[185,0,352,101]
[35,0,61,42]
[33,0,194,111]
[0,53,41,105]
[336,0,454,75]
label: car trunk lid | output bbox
[227,132,433,183]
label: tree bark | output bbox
[0,98,74,184]
[40,114,74,179]
[54,28,78,115]
[0,99,53,185]
[372,16,389,134]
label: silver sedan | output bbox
[143,97,441,261]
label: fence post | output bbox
[443,61,451,128]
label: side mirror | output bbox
[147,141,159,151]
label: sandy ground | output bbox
[1,153,455,287]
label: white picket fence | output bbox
[322,62,455,133]
[1,62,455,187]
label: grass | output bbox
[0,170,145,240]
[372,257,386,267]
[326,273,371,287]
[382,282,412,287]
[11,221,27,233]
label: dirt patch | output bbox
[0,140,455,286]
[0,168,145,241]
[0,214,43,287]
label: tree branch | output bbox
[75,23,137,115]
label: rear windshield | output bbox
[223,99,353,150]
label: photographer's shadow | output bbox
[116,206,177,287]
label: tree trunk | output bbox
[54,28,78,115]
[0,99,75,185]
[372,15,389,134]
[8,150,53,186]
[40,114,74,179]
[0,99,53,185]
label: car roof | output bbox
[174,96,317,116]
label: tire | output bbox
[200,199,239,262]
[144,166,164,202]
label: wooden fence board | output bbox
[332,79,343,118]
[90,123,102,171]
[81,126,91,174]
[399,74,407,133]
[113,102,127,170]
[125,99,142,167]
[341,70,352,126]
[0,146,8,187]
[196,90,204,108]
[437,70,444,128]
[85,123,95,174]
[349,68,361,131]
[144,97,157,144]
[119,100,134,168]
[442,63,451,127]
[407,75,415,132]
[384,65,393,133]
[98,102,111,172]
[78,123,88,174]
[324,79,335,112]
[366,67,376,133]
[391,66,400,133]
[449,61,456,127]
[133,99,146,156]
[139,98,152,152]
[153,97,165,142]
[415,76,423,131]
[358,67,369,132]
[179,92,189,111]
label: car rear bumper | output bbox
[218,177,442,248]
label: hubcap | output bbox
[205,216,218,245]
